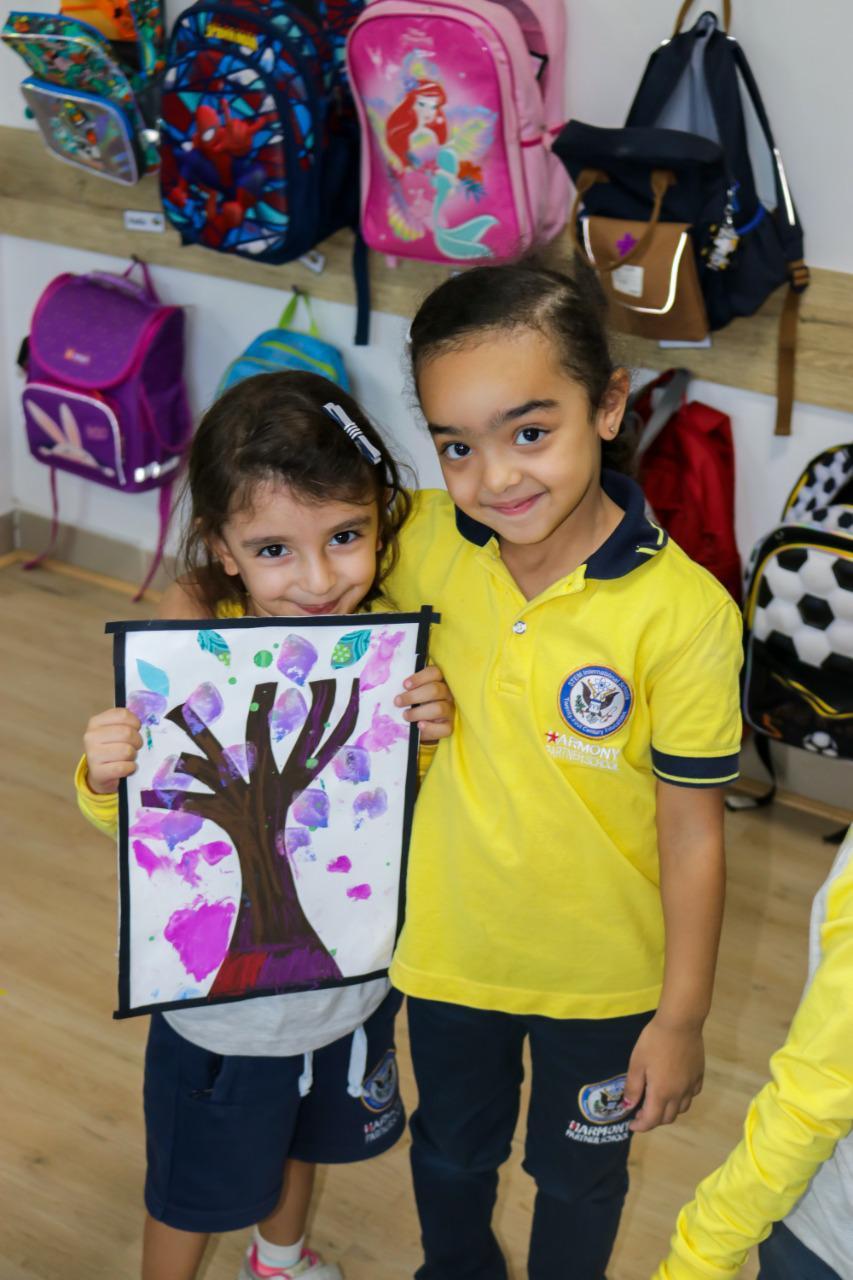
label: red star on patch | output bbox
[546,731,559,743]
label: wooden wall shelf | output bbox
[2,124,852,419]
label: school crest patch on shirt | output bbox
[558,667,632,738]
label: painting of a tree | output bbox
[141,675,360,995]
[112,612,432,1017]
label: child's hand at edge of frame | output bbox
[623,1013,705,1133]
[395,665,455,742]
[83,708,143,795]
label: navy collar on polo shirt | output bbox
[454,469,667,580]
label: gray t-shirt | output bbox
[164,977,390,1056]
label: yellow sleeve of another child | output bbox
[653,848,853,1280]
[74,755,119,839]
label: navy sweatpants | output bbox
[407,997,653,1280]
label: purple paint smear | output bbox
[270,688,308,742]
[130,808,204,851]
[361,630,405,692]
[133,838,170,877]
[327,855,352,874]
[347,883,372,901]
[332,745,371,784]
[356,704,409,753]
[127,689,167,726]
[354,788,388,824]
[164,897,237,981]
[280,827,311,858]
[293,788,330,829]
[276,634,318,686]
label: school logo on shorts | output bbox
[360,1049,399,1113]
[558,667,632,739]
[577,1074,631,1125]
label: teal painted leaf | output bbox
[197,629,232,667]
[136,659,170,698]
[331,628,372,669]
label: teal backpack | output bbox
[217,290,349,398]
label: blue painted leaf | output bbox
[137,659,170,698]
[331,628,372,669]
[197,629,232,667]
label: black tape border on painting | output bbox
[110,606,439,1019]
[113,626,132,1017]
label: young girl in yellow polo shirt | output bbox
[384,259,743,1280]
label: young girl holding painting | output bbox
[78,371,453,1280]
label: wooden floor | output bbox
[2,561,849,1280]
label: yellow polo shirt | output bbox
[387,472,743,1019]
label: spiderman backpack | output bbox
[345,0,570,264]
[159,0,369,337]
[740,445,853,798]
[21,260,192,599]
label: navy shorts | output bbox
[143,990,405,1233]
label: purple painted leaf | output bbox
[347,883,372,901]
[164,897,236,981]
[133,839,170,878]
[184,682,224,734]
[355,704,409,753]
[276,634,318,686]
[127,689,167,726]
[219,742,257,785]
[152,755,195,790]
[269,688,308,742]
[293,788,330,829]
[332,745,371,784]
[327,855,352,874]
[198,841,232,866]
[130,808,204,851]
[354,788,388,821]
[175,849,201,887]
[361,629,405,692]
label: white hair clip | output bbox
[323,402,383,466]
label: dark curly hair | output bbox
[178,370,412,616]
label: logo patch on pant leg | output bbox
[577,1074,631,1124]
[360,1049,399,1113]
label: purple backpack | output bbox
[22,260,191,598]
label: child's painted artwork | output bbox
[110,610,434,1017]
[349,33,519,262]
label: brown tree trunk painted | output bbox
[141,677,360,994]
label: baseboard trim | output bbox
[0,510,14,555]
[730,776,852,827]
[13,509,175,596]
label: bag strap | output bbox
[353,231,370,347]
[569,169,677,271]
[630,368,692,457]
[673,0,730,34]
[124,256,158,299]
[86,258,159,304]
[22,467,60,572]
[277,287,321,337]
[132,481,175,602]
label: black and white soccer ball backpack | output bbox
[743,444,853,782]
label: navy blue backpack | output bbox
[159,0,369,339]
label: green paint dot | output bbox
[274,642,280,648]
[249,701,260,712]
[149,935,155,941]
[228,676,237,685]
[254,650,273,668]
[306,756,319,768]
[330,949,337,957]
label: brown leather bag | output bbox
[570,168,709,342]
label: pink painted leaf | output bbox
[164,897,236,981]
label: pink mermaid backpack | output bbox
[346,0,569,264]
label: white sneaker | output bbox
[239,1243,343,1280]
